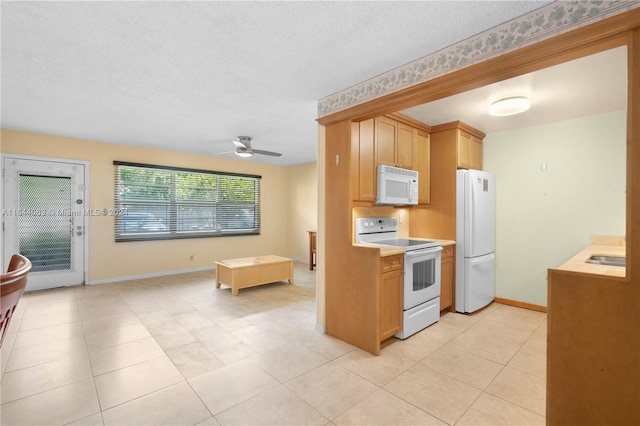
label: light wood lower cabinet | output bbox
[380,254,403,341]
[440,245,455,311]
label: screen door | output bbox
[3,157,86,291]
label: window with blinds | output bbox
[114,162,261,242]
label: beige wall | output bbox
[286,162,318,262]
[483,110,626,306]
[1,129,297,282]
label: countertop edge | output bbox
[557,243,626,277]
[354,239,456,257]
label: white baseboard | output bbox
[315,323,326,334]
[88,265,217,285]
[88,257,310,286]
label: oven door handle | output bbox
[404,246,443,259]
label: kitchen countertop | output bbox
[556,235,626,277]
[353,243,405,257]
[432,239,456,247]
[355,238,456,257]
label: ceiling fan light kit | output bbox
[235,148,253,157]
[489,96,531,116]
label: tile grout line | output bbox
[76,286,105,423]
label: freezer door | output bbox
[464,170,495,257]
[463,253,495,313]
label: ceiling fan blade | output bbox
[253,149,282,157]
[214,150,236,155]
[226,136,280,158]
[233,136,252,149]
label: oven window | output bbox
[413,258,436,291]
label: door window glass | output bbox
[18,175,72,272]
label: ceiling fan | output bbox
[228,136,282,158]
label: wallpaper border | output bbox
[317,1,639,118]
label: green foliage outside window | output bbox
[114,162,261,242]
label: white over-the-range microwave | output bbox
[376,165,419,206]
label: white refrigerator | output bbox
[455,169,495,313]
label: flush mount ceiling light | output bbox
[489,96,531,116]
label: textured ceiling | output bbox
[2,1,553,166]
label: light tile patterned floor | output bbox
[0,263,547,425]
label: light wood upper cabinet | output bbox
[469,134,483,170]
[375,116,399,167]
[380,254,403,341]
[352,114,430,204]
[396,123,417,170]
[456,129,483,170]
[415,130,431,205]
[431,121,486,170]
[456,130,471,169]
[351,119,377,202]
[375,117,417,169]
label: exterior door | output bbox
[3,157,87,291]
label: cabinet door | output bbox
[357,119,376,202]
[396,123,416,170]
[440,255,453,311]
[381,254,403,273]
[376,117,397,167]
[350,122,360,201]
[469,135,483,170]
[456,129,471,169]
[416,130,430,205]
[380,269,403,341]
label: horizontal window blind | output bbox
[114,162,261,242]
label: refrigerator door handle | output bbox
[469,252,495,266]
[469,180,475,253]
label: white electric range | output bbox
[355,217,442,339]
